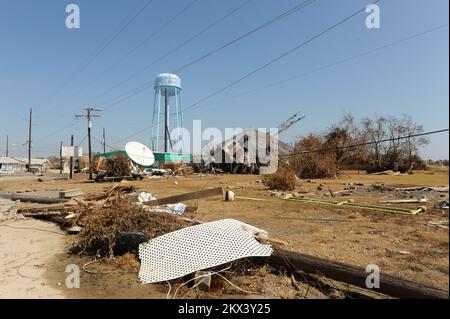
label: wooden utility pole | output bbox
[59,141,63,174]
[69,134,74,179]
[27,108,32,172]
[5,135,8,157]
[76,108,101,180]
[102,128,106,154]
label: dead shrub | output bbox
[262,166,296,191]
[291,134,337,179]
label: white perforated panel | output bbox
[138,219,273,284]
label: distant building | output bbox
[0,157,50,174]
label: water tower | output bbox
[151,73,183,153]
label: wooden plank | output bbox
[268,249,448,299]
[143,187,224,206]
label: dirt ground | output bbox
[0,167,448,299]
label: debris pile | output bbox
[262,166,296,191]
[71,187,188,257]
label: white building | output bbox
[0,157,50,174]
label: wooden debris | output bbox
[386,248,411,255]
[143,187,224,206]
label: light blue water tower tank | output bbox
[151,73,183,153]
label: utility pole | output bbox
[102,128,106,154]
[59,141,63,174]
[27,107,32,172]
[76,108,101,180]
[70,134,74,179]
[5,135,8,157]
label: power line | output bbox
[201,23,449,109]
[45,0,155,102]
[95,0,318,111]
[280,129,450,157]
[76,0,200,99]
[111,125,153,145]
[92,0,253,102]
[37,22,447,151]
[174,0,318,73]
[183,0,382,112]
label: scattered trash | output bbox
[0,199,18,221]
[115,232,149,255]
[386,247,411,255]
[435,200,449,209]
[370,170,408,176]
[426,220,449,230]
[138,219,273,284]
[68,226,82,234]
[225,190,235,202]
[138,192,157,203]
[150,203,187,215]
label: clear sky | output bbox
[0,0,448,159]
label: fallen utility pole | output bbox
[76,107,101,180]
[268,249,448,299]
[143,187,224,206]
[174,214,447,299]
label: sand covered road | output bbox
[0,218,67,298]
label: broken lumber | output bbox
[17,203,68,214]
[268,249,448,299]
[143,187,224,206]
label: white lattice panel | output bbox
[138,219,273,283]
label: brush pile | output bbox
[262,166,297,191]
[73,197,187,257]
[104,152,131,177]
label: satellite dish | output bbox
[125,141,155,166]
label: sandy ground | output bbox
[0,218,67,298]
[0,168,448,299]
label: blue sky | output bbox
[0,0,448,159]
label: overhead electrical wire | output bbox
[92,0,254,102]
[202,23,449,110]
[44,21,448,149]
[173,0,318,73]
[74,0,200,98]
[44,0,155,102]
[183,0,382,112]
[95,0,319,110]
[280,129,450,157]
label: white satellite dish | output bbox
[125,141,155,166]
